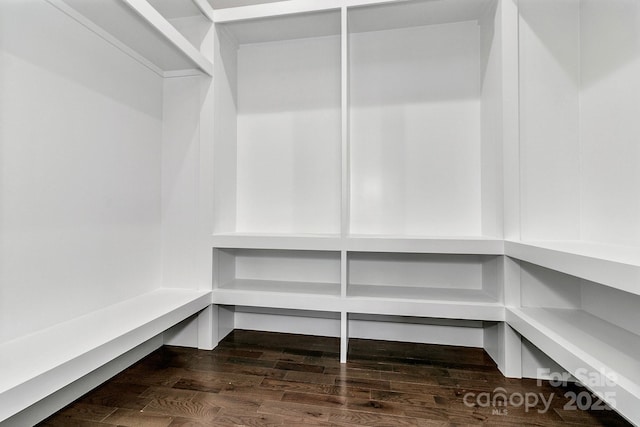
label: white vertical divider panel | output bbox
[197,18,217,350]
[341,6,350,238]
[340,7,349,364]
[501,257,522,377]
[502,0,521,242]
[500,0,522,378]
[340,311,349,363]
[341,251,348,299]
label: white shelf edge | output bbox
[211,233,505,254]
[212,285,503,322]
[211,233,343,251]
[346,236,504,254]
[47,0,213,77]
[505,241,640,296]
[212,0,397,23]
[122,0,213,76]
[346,286,504,321]
[0,288,211,423]
[191,0,215,21]
[212,288,343,312]
[506,307,640,426]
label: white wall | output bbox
[0,1,163,343]
[579,0,640,247]
[161,77,200,289]
[349,21,481,236]
[518,0,581,241]
[519,0,640,246]
[236,35,342,234]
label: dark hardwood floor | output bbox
[39,330,631,426]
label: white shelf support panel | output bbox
[0,289,211,423]
[47,0,213,77]
[340,311,349,363]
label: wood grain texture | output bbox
[38,330,632,426]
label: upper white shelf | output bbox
[211,233,342,251]
[211,233,505,254]
[347,235,504,254]
[212,0,493,25]
[505,240,640,296]
[48,0,213,77]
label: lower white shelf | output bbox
[507,307,640,425]
[218,278,340,296]
[347,286,503,321]
[212,281,503,321]
[212,280,342,312]
[0,288,211,423]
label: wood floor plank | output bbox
[36,330,632,427]
[101,408,174,427]
[281,390,348,409]
[257,400,333,422]
[139,386,199,402]
[141,396,221,421]
[39,416,113,427]
[274,361,325,374]
[78,382,152,411]
[49,402,116,423]
[284,370,338,385]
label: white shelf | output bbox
[0,288,211,423]
[507,307,640,425]
[211,233,504,254]
[212,233,342,251]
[48,0,213,77]
[347,286,503,321]
[347,235,504,254]
[213,279,342,311]
[505,240,640,296]
[212,282,503,321]
[218,278,340,296]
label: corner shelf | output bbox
[505,240,640,296]
[47,0,213,77]
[0,289,211,423]
[507,307,640,425]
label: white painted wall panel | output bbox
[236,36,341,234]
[0,1,163,343]
[233,249,341,284]
[348,253,485,289]
[349,22,481,236]
[518,0,581,241]
[162,77,200,289]
[579,0,640,247]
